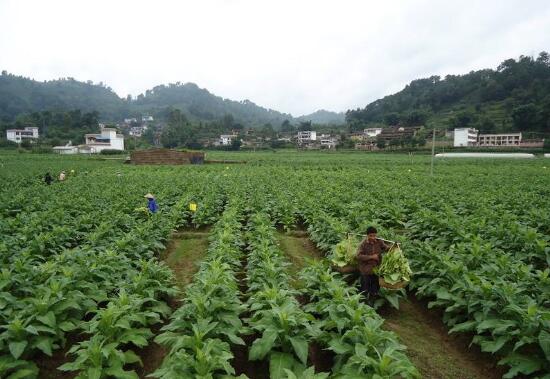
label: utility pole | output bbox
[430,128,436,176]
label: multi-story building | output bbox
[453,128,479,147]
[364,128,383,138]
[82,128,125,153]
[6,127,39,143]
[297,131,317,145]
[129,126,148,137]
[320,136,338,149]
[219,134,237,146]
[477,133,522,147]
[379,126,422,143]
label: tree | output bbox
[298,121,312,131]
[229,138,241,151]
[259,123,275,139]
[376,136,386,149]
[281,119,294,132]
[449,111,476,129]
[222,114,235,129]
[511,103,539,131]
[384,113,400,125]
[403,110,429,126]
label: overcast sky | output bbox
[1,0,549,116]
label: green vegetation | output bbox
[1,151,549,378]
[347,52,550,135]
[374,246,412,285]
[0,72,342,128]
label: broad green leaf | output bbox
[34,337,53,356]
[37,312,56,328]
[87,367,102,379]
[289,337,308,365]
[538,330,550,361]
[499,353,542,378]
[8,341,27,359]
[269,352,295,379]
[249,329,278,361]
[448,320,477,334]
[480,336,510,354]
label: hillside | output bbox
[346,52,550,135]
[131,82,293,126]
[0,73,126,121]
[296,109,345,124]
[0,73,297,127]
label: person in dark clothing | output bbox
[356,226,390,301]
[44,172,53,185]
[144,193,158,213]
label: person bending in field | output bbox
[144,193,158,213]
[356,226,390,303]
[44,172,53,185]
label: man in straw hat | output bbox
[144,193,158,213]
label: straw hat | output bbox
[144,193,155,199]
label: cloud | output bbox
[0,0,549,116]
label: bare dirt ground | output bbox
[380,294,505,379]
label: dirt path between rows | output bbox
[380,294,505,379]
[137,228,210,378]
[278,230,504,379]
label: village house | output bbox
[219,134,238,146]
[6,127,39,143]
[297,131,317,146]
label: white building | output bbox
[219,134,237,146]
[453,128,478,147]
[478,133,521,147]
[6,127,39,143]
[297,131,317,145]
[320,136,338,149]
[53,146,79,155]
[83,128,125,153]
[124,118,138,124]
[129,125,148,137]
[364,128,383,138]
[142,115,154,122]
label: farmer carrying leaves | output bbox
[357,226,390,301]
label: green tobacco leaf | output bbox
[6,368,39,379]
[87,367,102,379]
[480,335,510,354]
[448,320,477,334]
[499,353,543,378]
[34,337,53,356]
[538,330,550,361]
[328,338,350,355]
[270,352,295,379]
[123,350,142,366]
[249,329,278,361]
[289,337,309,365]
[104,366,139,379]
[37,311,56,328]
[8,341,27,359]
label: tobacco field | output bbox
[0,151,549,379]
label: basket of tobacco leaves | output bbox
[375,243,412,290]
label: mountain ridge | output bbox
[0,72,344,126]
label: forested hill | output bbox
[131,82,292,126]
[0,73,298,126]
[0,73,126,121]
[346,52,550,134]
[296,109,345,124]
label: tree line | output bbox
[346,52,550,135]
